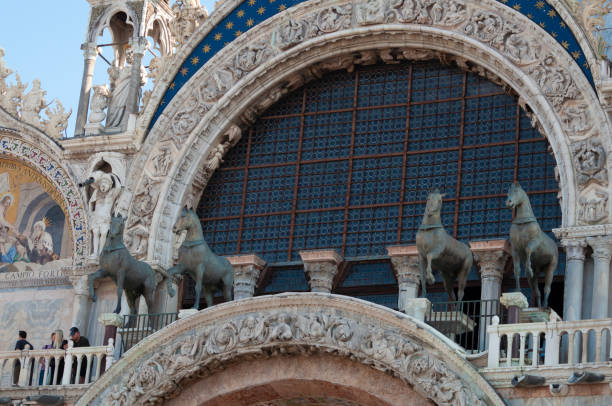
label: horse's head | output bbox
[109,214,125,240]
[425,189,445,216]
[174,207,197,234]
[506,182,527,209]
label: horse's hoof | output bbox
[91,296,97,302]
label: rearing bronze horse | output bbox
[416,190,473,301]
[506,183,558,308]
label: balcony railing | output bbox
[487,317,612,368]
[0,339,114,387]
[425,299,502,353]
[119,312,178,355]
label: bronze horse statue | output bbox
[506,183,558,308]
[167,207,234,309]
[89,214,158,315]
[416,190,473,301]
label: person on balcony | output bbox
[69,327,89,384]
[13,330,33,385]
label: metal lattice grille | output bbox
[197,61,561,263]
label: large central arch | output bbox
[123,0,612,266]
[78,293,505,405]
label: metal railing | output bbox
[119,312,178,355]
[425,299,502,353]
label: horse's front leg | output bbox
[418,255,429,297]
[88,268,107,302]
[113,269,126,314]
[192,265,204,310]
[166,264,185,298]
[510,246,522,292]
[542,257,557,309]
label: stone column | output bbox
[69,273,91,334]
[300,250,343,293]
[586,236,611,320]
[74,42,98,136]
[586,236,611,362]
[98,313,123,370]
[560,238,586,322]
[227,254,266,300]
[387,245,421,312]
[471,240,509,351]
[125,37,147,121]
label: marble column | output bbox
[587,236,611,362]
[74,42,98,136]
[471,240,509,351]
[500,292,529,359]
[387,245,421,312]
[586,236,612,320]
[300,250,343,293]
[560,238,586,322]
[227,254,267,300]
[125,37,147,121]
[69,274,91,334]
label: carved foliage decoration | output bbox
[100,309,485,406]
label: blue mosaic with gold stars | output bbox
[148,0,594,131]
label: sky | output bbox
[0,1,216,137]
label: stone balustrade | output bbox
[487,317,612,369]
[0,339,114,388]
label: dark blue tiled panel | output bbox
[199,61,561,270]
[263,267,309,293]
[353,294,399,310]
[341,262,397,287]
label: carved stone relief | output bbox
[578,186,608,225]
[528,54,580,108]
[572,138,607,187]
[96,308,487,406]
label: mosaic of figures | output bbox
[0,159,70,271]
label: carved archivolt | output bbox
[127,0,611,262]
[79,294,503,406]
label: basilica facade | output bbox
[0,0,612,405]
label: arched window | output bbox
[188,60,562,309]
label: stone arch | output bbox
[78,293,505,405]
[0,108,89,265]
[125,0,612,265]
[87,5,140,43]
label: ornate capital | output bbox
[300,250,343,293]
[129,37,149,55]
[470,241,509,283]
[560,238,587,261]
[587,236,612,261]
[227,254,266,300]
[68,273,91,296]
[387,245,421,285]
[81,42,98,60]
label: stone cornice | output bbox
[78,293,503,406]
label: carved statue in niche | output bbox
[88,85,110,125]
[83,170,123,258]
[572,139,607,186]
[578,190,608,224]
[106,48,147,129]
[21,79,47,128]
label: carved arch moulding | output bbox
[0,113,89,267]
[78,293,505,406]
[125,0,612,265]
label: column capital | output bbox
[227,254,266,300]
[300,249,343,293]
[98,313,124,328]
[387,245,420,284]
[560,237,587,261]
[129,36,149,55]
[470,240,509,282]
[81,42,98,59]
[587,236,612,261]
